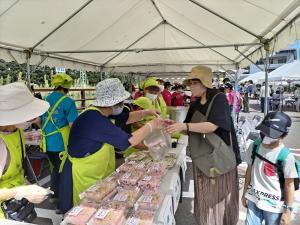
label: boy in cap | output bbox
[242,111,297,225]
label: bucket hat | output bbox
[143,77,160,90]
[94,78,130,107]
[183,66,213,88]
[51,73,73,89]
[256,111,292,139]
[0,82,49,126]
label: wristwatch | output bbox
[282,204,294,212]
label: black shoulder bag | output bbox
[0,130,37,222]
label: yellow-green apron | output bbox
[157,96,167,119]
[0,129,26,218]
[41,95,70,171]
[59,106,115,204]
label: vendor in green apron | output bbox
[137,77,168,119]
[0,82,51,219]
[39,73,78,207]
[59,78,162,213]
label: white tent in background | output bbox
[265,60,300,81]
[239,71,265,83]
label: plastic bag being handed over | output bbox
[14,185,53,204]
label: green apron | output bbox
[0,129,26,218]
[41,95,70,153]
[59,106,116,204]
[157,96,167,119]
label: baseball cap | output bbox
[256,111,292,139]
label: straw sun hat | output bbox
[93,78,130,107]
[0,82,50,126]
[183,66,213,88]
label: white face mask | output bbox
[112,105,124,115]
[146,93,158,100]
[262,136,279,144]
[159,85,164,92]
[15,121,32,130]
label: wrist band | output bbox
[146,122,153,133]
[282,204,294,212]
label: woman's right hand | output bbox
[149,118,163,130]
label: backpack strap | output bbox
[276,147,290,163]
[251,138,262,166]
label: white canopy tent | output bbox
[0,0,300,75]
[262,60,300,81]
[239,71,266,83]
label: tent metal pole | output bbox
[104,63,234,68]
[264,47,270,116]
[31,55,48,74]
[25,50,31,87]
[188,0,259,39]
[32,0,95,49]
[150,0,166,21]
[167,22,236,63]
[101,21,164,66]
[46,43,261,54]
[235,47,264,72]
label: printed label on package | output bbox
[68,206,83,216]
[95,209,110,219]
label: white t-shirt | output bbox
[245,142,298,213]
[260,86,271,98]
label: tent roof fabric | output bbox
[0,0,300,73]
[264,60,300,81]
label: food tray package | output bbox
[120,171,144,187]
[136,191,165,211]
[134,161,151,172]
[163,157,177,169]
[125,151,148,161]
[125,209,155,225]
[117,161,137,173]
[62,206,96,225]
[87,208,126,225]
[138,175,162,191]
[104,171,125,184]
[82,181,117,203]
[146,162,166,176]
[165,152,177,159]
[112,187,141,208]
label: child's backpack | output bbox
[251,138,300,200]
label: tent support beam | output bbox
[235,47,264,72]
[238,13,300,64]
[101,21,164,66]
[46,42,261,54]
[31,55,48,74]
[32,0,95,50]
[104,63,234,68]
[150,0,166,22]
[263,44,270,116]
[167,22,236,63]
[25,49,32,86]
[188,0,260,39]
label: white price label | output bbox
[123,173,131,179]
[143,176,152,181]
[95,209,110,219]
[143,195,153,203]
[114,193,128,202]
[68,206,83,216]
[127,217,139,225]
[86,185,97,192]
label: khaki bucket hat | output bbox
[183,66,213,89]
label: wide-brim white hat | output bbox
[94,78,131,107]
[0,82,50,126]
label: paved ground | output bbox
[26,99,300,225]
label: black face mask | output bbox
[260,132,265,140]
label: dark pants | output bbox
[243,94,249,112]
[47,151,61,199]
[260,97,270,113]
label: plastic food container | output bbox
[136,191,165,211]
[87,207,126,225]
[125,209,155,225]
[62,206,96,225]
[82,181,117,203]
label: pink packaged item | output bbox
[63,206,96,225]
[87,208,126,225]
[125,210,155,225]
[117,161,137,173]
[138,175,162,191]
[120,171,144,186]
[134,161,150,172]
[126,152,148,161]
[112,187,141,208]
[146,162,166,176]
[83,181,117,203]
[136,191,165,211]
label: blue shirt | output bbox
[41,92,78,152]
[68,110,131,158]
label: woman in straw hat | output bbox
[166,66,241,225]
[0,82,52,221]
[59,78,162,213]
[39,73,78,207]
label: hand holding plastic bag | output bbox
[15,185,53,204]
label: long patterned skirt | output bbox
[193,164,239,225]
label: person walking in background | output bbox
[225,83,242,122]
[295,84,300,112]
[39,73,78,212]
[161,81,172,106]
[260,82,271,113]
[171,84,185,106]
[243,82,250,113]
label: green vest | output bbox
[59,106,115,205]
[0,129,26,218]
